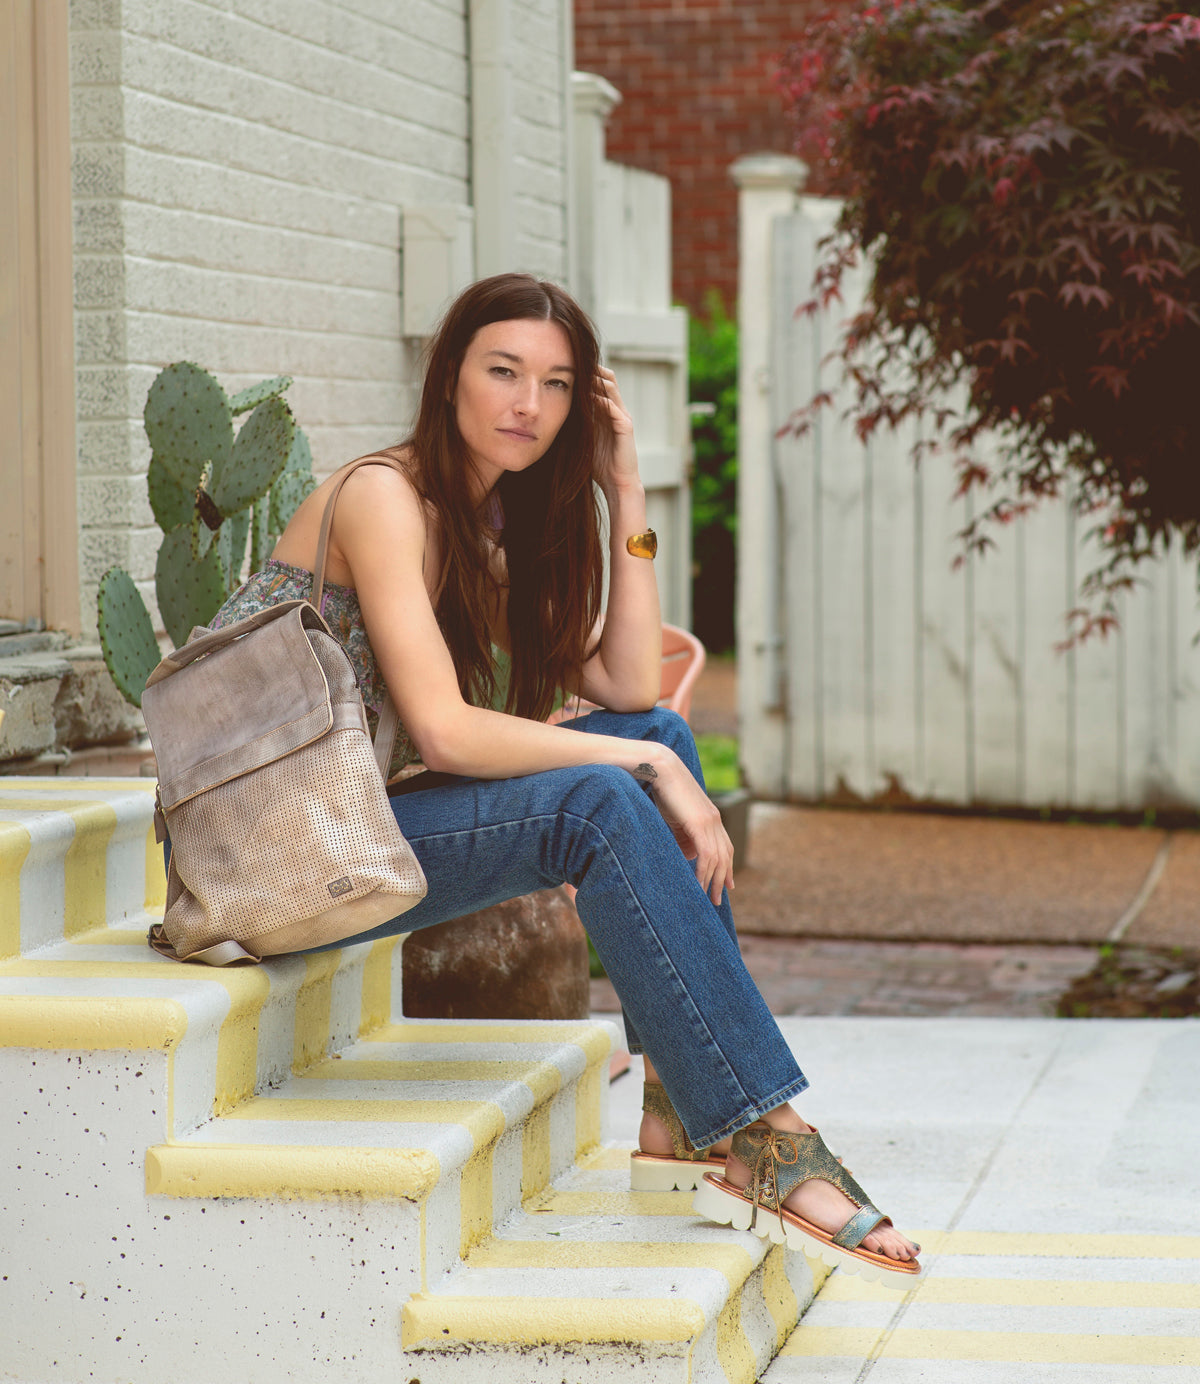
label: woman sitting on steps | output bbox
[207,272,922,1284]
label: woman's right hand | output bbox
[646,752,735,905]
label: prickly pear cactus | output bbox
[270,426,317,534]
[156,523,228,649]
[229,375,292,416]
[210,396,294,518]
[96,568,161,708]
[97,360,316,706]
[144,363,232,491]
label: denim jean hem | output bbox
[692,1074,812,1150]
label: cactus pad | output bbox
[219,507,252,589]
[210,396,294,517]
[147,452,195,533]
[190,515,216,563]
[156,523,228,648]
[96,567,160,708]
[229,375,293,415]
[250,497,272,573]
[270,426,316,532]
[144,363,232,485]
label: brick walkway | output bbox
[591,935,1096,1019]
[590,656,1111,1019]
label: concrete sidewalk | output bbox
[605,1016,1200,1383]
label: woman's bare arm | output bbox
[572,367,663,711]
[336,464,733,900]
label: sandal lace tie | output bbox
[743,1125,800,1215]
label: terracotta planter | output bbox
[401,885,591,1020]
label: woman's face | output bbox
[452,318,576,496]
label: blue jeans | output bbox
[316,708,808,1150]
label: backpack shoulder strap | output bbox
[312,453,409,611]
[311,452,409,779]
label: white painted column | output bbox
[470,0,517,278]
[731,154,808,799]
[570,71,621,315]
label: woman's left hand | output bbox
[593,366,641,494]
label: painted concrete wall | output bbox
[68,0,572,635]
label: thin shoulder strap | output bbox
[311,452,409,779]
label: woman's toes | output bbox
[864,1226,919,1260]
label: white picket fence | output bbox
[736,162,1200,813]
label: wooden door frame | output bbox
[0,0,79,633]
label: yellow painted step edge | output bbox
[0,994,188,1051]
[146,1142,441,1201]
[403,1294,706,1348]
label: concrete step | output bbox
[1,776,162,957]
[403,1143,828,1384]
[2,778,825,1383]
[145,1019,614,1281]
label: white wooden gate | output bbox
[737,165,1200,812]
[573,74,691,629]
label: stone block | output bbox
[0,655,72,759]
[402,887,591,1021]
[55,647,146,748]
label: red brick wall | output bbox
[574,0,814,313]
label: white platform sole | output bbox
[692,1177,923,1289]
[629,1154,721,1192]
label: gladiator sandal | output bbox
[629,1081,726,1191]
[693,1122,923,1286]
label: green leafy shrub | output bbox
[781,1,1200,635]
[97,365,316,706]
[689,293,739,653]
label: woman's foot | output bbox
[638,1108,730,1160]
[721,1120,919,1263]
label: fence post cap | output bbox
[729,154,808,192]
[572,70,622,119]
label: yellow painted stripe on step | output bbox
[145,1140,441,1200]
[782,1327,1200,1367]
[521,1103,551,1200]
[716,1278,757,1384]
[528,1189,696,1218]
[584,1145,634,1172]
[762,1245,802,1350]
[469,1239,756,1275]
[145,820,165,908]
[0,820,31,960]
[470,1231,769,1374]
[62,801,116,936]
[4,957,270,1118]
[301,1057,563,1102]
[402,1294,706,1347]
[460,1145,494,1256]
[0,798,116,938]
[0,993,188,1050]
[360,937,400,1034]
[911,1231,1200,1259]
[373,1020,613,1068]
[822,1274,1200,1308]
[575,1058,602,1158]
[230,1095,508,1148]
[293,951,340,1073]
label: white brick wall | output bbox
[512,0,569,276]
[69,0,574,635]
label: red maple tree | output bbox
[781,0,1200,634]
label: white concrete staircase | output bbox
[0,777,826,1384]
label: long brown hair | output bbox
[400,273,605,722]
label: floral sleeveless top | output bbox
[208,557,419,780]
